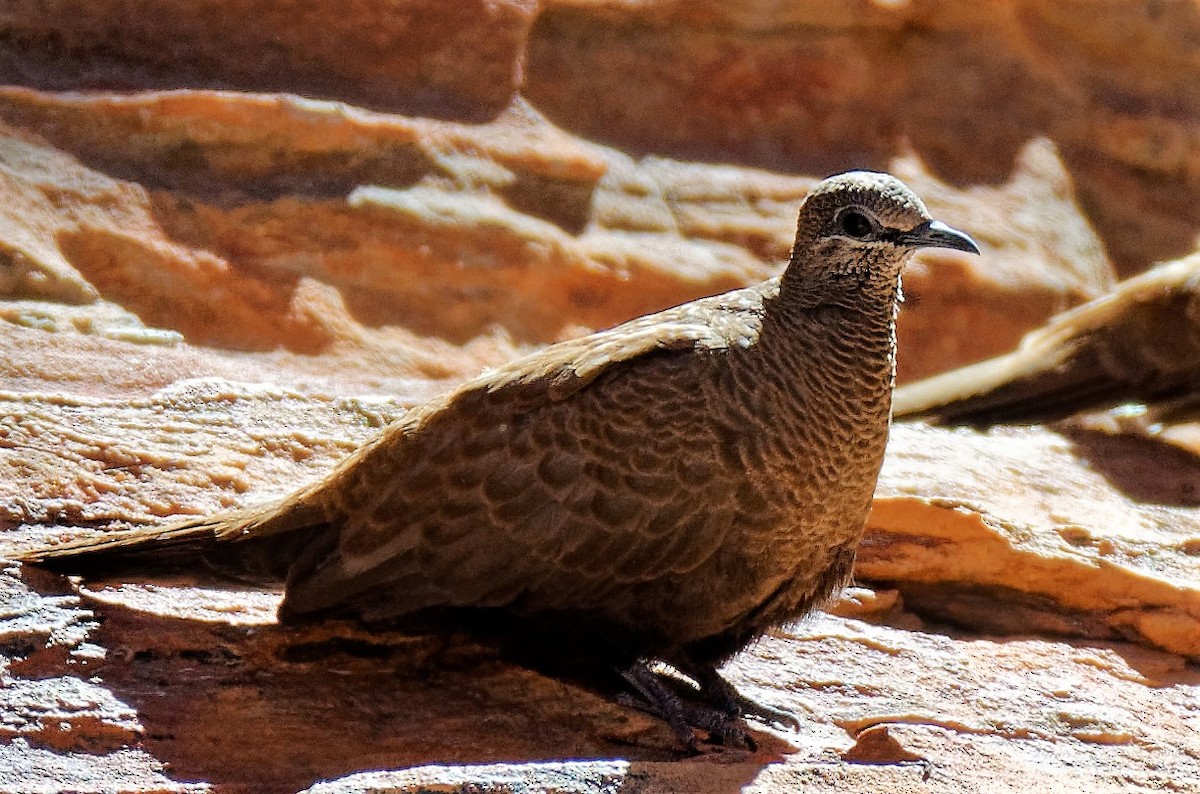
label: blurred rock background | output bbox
[0,1,1198,792]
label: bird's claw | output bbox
[737,699,803,732]
[620,662,758,752]
[678,699,757,750]
[692,668,804,733]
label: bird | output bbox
[893,253,1200,426]
[11,172,979,750]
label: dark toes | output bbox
[742,702,803,732]
[680,702,755,750]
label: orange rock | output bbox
[0,0,538,118]
[0,88,1111,384]
[4,568,1196,793]
[1,2,1197,789]
[527,0,1200,276]
[864,423,1200,658]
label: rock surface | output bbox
[0,87,1110,384]
[1,1,1199,792]
[3,385,1200,793]
[0,0,538,120]
[526,0,1200,277]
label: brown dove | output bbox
[13,171,979,749]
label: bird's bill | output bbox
[898,219,981,255]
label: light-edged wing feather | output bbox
[280,283,776,623]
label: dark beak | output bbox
[898,219,980,255]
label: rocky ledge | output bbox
[1,2,1199,792]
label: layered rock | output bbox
[1,1,1199,792]
[0,88,1109,385]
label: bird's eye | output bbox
[839,210,874,239]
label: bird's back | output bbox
[278,275,897,660]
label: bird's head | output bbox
[784,171,979,308]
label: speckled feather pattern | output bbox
[272,174,918,665]
[23,172,945,673]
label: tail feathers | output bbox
[11,498,324,576]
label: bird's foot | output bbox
[693,669,805,732]
[620,661,756,752]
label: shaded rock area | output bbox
[0,88,1108,384]
[0,1,1198,792]
[0,0,539,120]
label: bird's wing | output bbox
[482,284,771,400]
[281,284,774,623]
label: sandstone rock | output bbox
[888,139,1112,381]
[0,382,407,538]
[0,1,1197,791]
[0,0,537,120]
[866,424,1200,658]
[2,565,1197,793]
[894,253,1200,425]
[0,88,1110,384]
[527,0,1200,276]
[3,379,1200,790]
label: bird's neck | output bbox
[756,273,903,436]
[736,273,902,557]
[769,272,902,372]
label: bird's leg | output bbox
[619,661,754,751]
[620,661,702,752]
[679,661,805,731]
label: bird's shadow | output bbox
[1056,424,1200,507]
[9,568,786,794]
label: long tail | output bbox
[10,497,326,577]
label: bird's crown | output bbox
[798,171,932,244]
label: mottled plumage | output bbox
[15,172,978,749]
